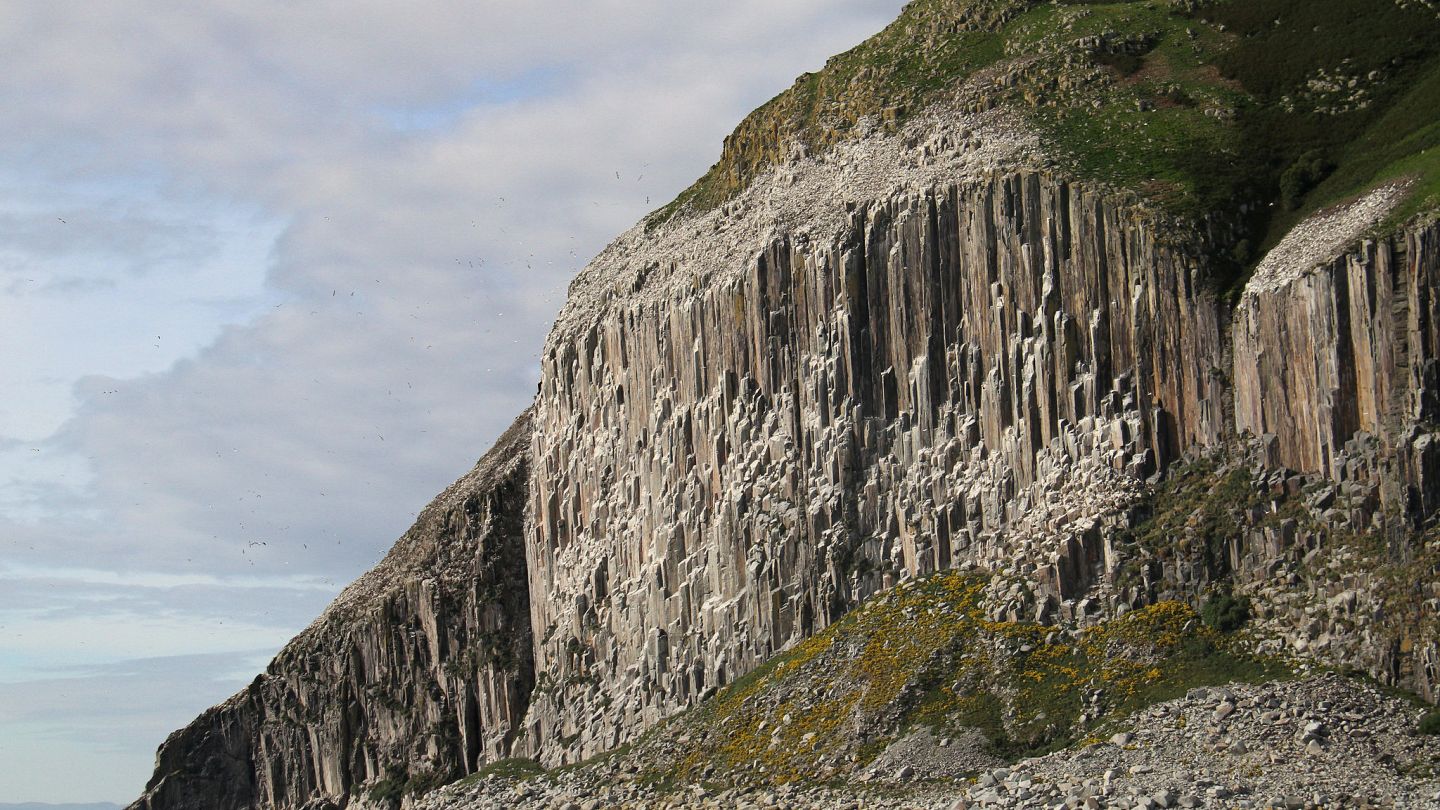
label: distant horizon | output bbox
[0,803,123,810]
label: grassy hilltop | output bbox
[654,0,1440,291]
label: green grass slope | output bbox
[653,0,1440,291]
[620,572,1288,787]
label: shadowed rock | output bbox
[129,411,535,810]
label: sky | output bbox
[0,1,909,804]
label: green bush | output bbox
[1200,593,1251,632]
[368,777,403,803]
[1279,150,1335,210]
[1228,238,1253,267]
[1420,709,1440,735]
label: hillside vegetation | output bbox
[620,571,1289,788]
[653,0,1440,289]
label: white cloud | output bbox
[0,0,908,802]
[0,182,284,442]
[0,650,274,803]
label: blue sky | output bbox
[0,1,907,803]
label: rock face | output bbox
[129,411,535,810]
[945,675,1440,810]
[1228,214,1440,703]
[128,112,1440,805]
[1233,187,1440,489]
[130,121,1440,806]
[516,104,1440,762]
[520,154,1230,762]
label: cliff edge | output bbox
[129,412,534,810]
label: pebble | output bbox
[414,674,1440,810]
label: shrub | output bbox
[1279,150,1335,210]
[1200,593,1251,632]
[467,757,545,781]
[1228,238,1253,267]
[1420,709,1440,735]
[368,777,403,803]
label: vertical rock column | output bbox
[130,412,536,810]
[1232,220,1440,703]
[521,172,1229,764]
[1233,222,1440,490]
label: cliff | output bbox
[129,412,535,810]
[1234,185,1440,486]
[519,108,1230,762]
[516,104,1440,763]
[132,0,1440,807]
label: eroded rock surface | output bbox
[129,411,535,810]
[952,674,1440,810]
[129,114,1440,809]
[131,124,1440,808]
[522,113,1231,762]
[1234,205,1440,484]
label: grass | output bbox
[1084,607,1287,727]
[644,0,1440,296]
[1119,457,1257,581]
[1202,0,1440,254]
[1421,709,1440,736]
[631,571,1288,788]
[453,757,546,787]
[1315,525,1440,678]
[1010,2,1254,216]
[1201,591,1252,632]
[447,448,1437,798]
[1109,451,1324,598]
[647,0,1034,225]
[1018,0,1440,233]
[1302,59,1440,231]
[367,777,404,803]
[366,765,455,805]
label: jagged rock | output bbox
[132,177,1440,804]
[407,674,1440,809]
[128,412,536,810]
[521,148,1233,762]
[1233,193,1440,485]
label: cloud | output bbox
[0,180,283,441]
[0,650,273,803]
[0,0,909,802]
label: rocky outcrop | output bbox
[945,675,1440,810]
[1233,186,1440,493]
[129,411,535,810]
[519,106,1232,763]
[1227,210,1440,703]
[410,679,1440,810]
[129,687,267,810]
[516,105,1440,764]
